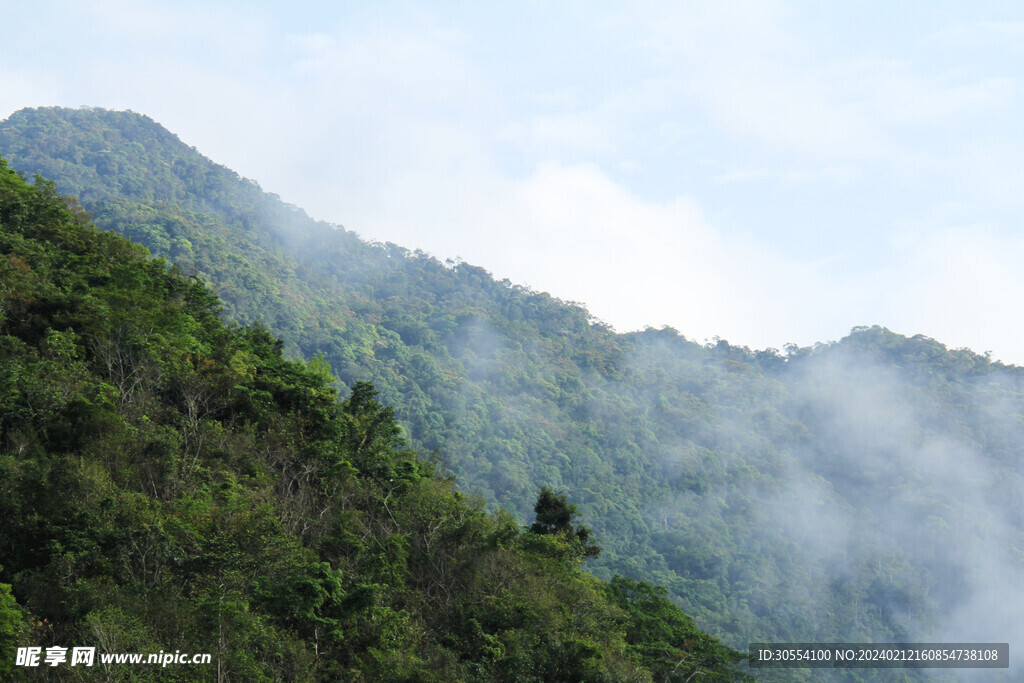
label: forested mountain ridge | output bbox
[0,154,748,680]
[2,107,1023,669]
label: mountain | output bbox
[0,154,748,680]
[2,107,1023,666]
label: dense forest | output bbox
[2,107,1022,679]
[0,154,748,680]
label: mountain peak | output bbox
[0,106,274,213]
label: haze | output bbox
[3,0,1023,363]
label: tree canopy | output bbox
[0,153,749,680]
[530,486,601,558]
[3,108,1023,678]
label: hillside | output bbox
[0,155,748,680]
[2,107,1023,665]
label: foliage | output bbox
[608,577,752,682]
[0,153,747,680]
[3,108,1023,668]
[530,486,601,558]
[0,566,25,680]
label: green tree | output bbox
[0,569,25,681]
[530,486,601,558]
[608,576,751,682]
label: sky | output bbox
[3,0,1024,363]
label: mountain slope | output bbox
[0,155,748,680]
[2,107,1023,661]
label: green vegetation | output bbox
[530,486,601,559]
[2,108,1023,673]
[0,155,748,679]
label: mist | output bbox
[3,106,1020,680]
[396,275,1024,674]
[616,331,1024,678]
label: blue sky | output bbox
[4,1,1024,362]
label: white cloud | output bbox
[500,112,614,156]
[883,226,1024,362]
[4,1,1024,363]
[346,157,836,351]
[632,1,885,158]
[632,2,1016,169]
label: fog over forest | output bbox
[1,106,1021,680]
